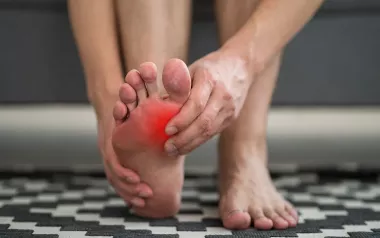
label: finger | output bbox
[105,169,148,207]
[109,176,153,198]
[178,134,209,155]
[103,152,153,198]
[103,151,140,184]
[105,171,133,203]
[164,87,223,155]
[177,104,233,154]
[175,85,235,154]
[112,183,146,208]
[107,160,139,183]
[178,116,232,155]
[165,67,214,136]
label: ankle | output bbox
[221,124,266,143]
[219,133,267,160]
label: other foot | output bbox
[218,139,298,230]
[112,59,191,218]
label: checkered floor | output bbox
[0,167,380,238]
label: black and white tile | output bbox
[0,166,379,237]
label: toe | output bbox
[277,208,297,228]
[254,217,274,230]
[249,208,273,230]
[162,58,191,105]
[220,197,251,230]
[113,101,128,125]
[285,202,299,223]
[139,62,158,96]
[222,210,251,230]
[265,210,289,230]
[125,69,147,104]
[119,83,137,110]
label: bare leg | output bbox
[116,0,192,94]
[215,0,298,230]
[112,0,192,218]
[68,0,123,103]
[68,0,153,208]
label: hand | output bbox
[164,50,252,155]
[97,115,153,206]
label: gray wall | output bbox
[0,0,380,170]
[0,0,380,105]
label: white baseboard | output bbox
[1,105,380,170]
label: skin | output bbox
[67,0,191,206]
[67,1,150,206]
[114,0,192,94]
[112,60,191,218]
[68,0,324,230]
[165,0,325,155]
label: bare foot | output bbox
[218,137,298,230]
[112,59,191,218]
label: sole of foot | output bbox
[112,59,191,218]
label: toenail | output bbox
[165,142,178,155]
[227,209,244,218]
[165,126,178,136]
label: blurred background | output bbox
[0,0,379,171]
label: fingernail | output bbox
[131,197,143,207]
[139,191,150,198]
[126,176,138,183]
[165,126,178,136]
[165,142,178,155]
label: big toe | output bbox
[162,58,191,105]
[222,210,251,230]
[220,198,251,230]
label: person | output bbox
[68,0,323,230]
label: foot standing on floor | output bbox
[68,0,324,230]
